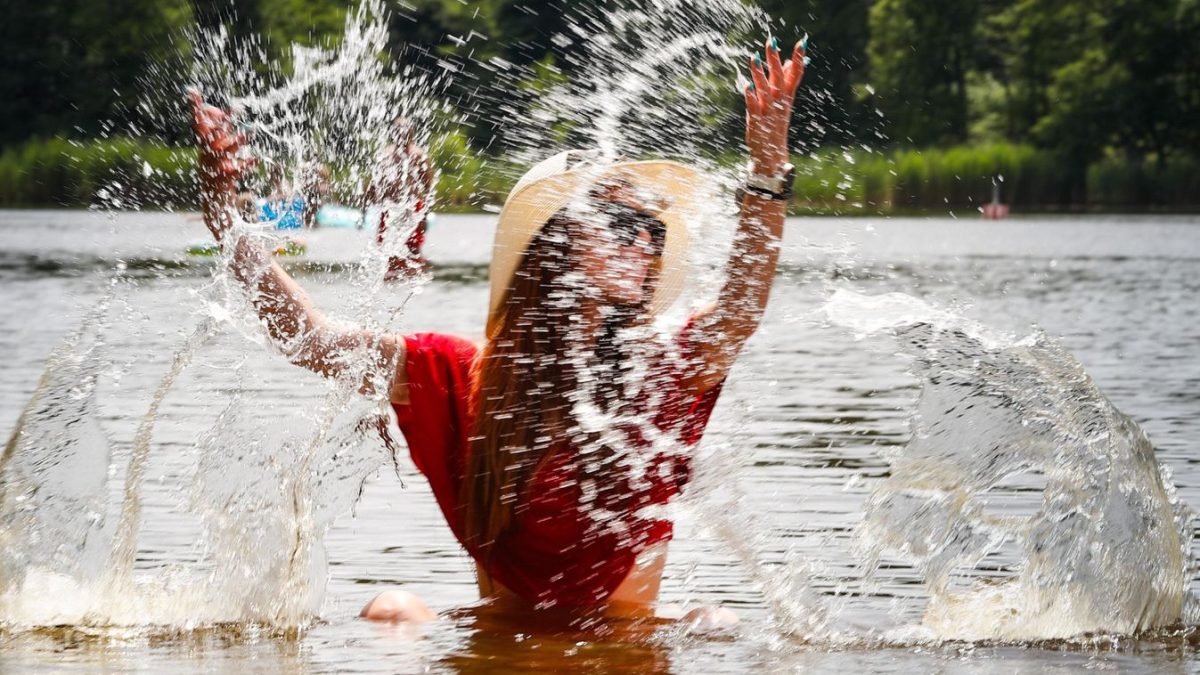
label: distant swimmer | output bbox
[365,118,434,280]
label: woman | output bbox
[189,34,806,625]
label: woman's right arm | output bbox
[190,91,409,403]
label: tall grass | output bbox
[792,143,1084,214]
[792,143,1199,214]
[0,138,197,209]
[1087,155,1200,209]
[2,137,1197,213]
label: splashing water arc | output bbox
[0,0,432,629]
[0,0,768,632]
[825,289,1192,641]
[0,0,1195,652]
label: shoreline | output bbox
[4,205,1200,219]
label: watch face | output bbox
[770,165,795,192]
[746,163,796,199]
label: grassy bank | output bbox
[0,138,197,209]
[3,138,1198,214]
[0,135,510,212]
[792,143,1200,214]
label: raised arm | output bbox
[189,91,410,402]
[685,36,806,392]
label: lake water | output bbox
[1,210,1199,672]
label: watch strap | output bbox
[742,162,795,201]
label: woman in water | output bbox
[190,34,806,625]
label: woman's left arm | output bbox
[685,35,806,392]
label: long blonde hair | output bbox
[461,209,665,550]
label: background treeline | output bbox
[2,0,1197,212]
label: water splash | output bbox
[686,460,832,641]
[0,294,115,594]
[177,0,441,626]
[8,0,1177,649]
[496,0,767,172]
[825,289,1192,641]
[483,0,843,641]
[105,318,218,592]
[1,0,433,631]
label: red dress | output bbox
[392,327,725,608]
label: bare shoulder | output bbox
[383,333,410,405]
[386,333,483,406]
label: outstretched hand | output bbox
[188,89,254,193]
[744,35,806,172]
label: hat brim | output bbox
[487,160,713,339]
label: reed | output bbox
[2,137,1197,213]
[0,138,197,208]
[1087,155,1200,209]
[792,143,1092,214]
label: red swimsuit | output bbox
[392,328,725,608]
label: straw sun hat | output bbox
[486,150,715,339]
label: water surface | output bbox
[2,210,1199,672]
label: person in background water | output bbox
[366,118,434,280]
[259,165,306,230]
[188,32,805,630]
[301,163,332,229]
[255,163,330,230]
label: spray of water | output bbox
[0,293,116,596]
[825,288,1192,641]
[4,0,1188,648]
[472,0,848,643]
[104,318,218,592]
[494,0,767,172]
[177,0,447,626]
[0,0,440,630]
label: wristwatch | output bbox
[740,162,796,201]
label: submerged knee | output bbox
[681,605,739,632]
[361,589,437,623]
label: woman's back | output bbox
[392,328,724,608]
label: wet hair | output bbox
[461,204,666,551]
[594,200,666,248]
[390,117,415,146]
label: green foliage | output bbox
[987,0,1197,172]
[1087,155,1200,209]
[767,0,875,149]
[2,0,1197,211]
[788,142,1199,214]
[4,137,1197,213]
[259,0,353,48]
[984,0,1096,142]
[867,0,980,147]
[0,0,194,146]
[429,126,511,210]
[0,139,197,208]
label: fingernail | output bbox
[771,37,780,51]
[801,35,809,50]
[748,82,755,91]
[803,56,811,66]
[754,53,763,65]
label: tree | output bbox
[764,0,874,149]
[866,0,980,147]
[1010,0,1194,168]
[0,0,193,147]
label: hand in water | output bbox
[744,35,806,172]
[188,89,254,194]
